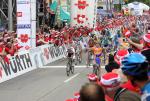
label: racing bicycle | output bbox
[93,55,101,77]
[66,57,74,76]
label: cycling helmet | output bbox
[121,53,149,76]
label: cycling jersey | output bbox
[91,47,102,55]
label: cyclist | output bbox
[121,53,150,101]
[141,34,150,63]
[74,39,82,63]
[86,36,95,66]
[89,43,102,77]
[66,44,76,63]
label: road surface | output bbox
[0,53,106,101]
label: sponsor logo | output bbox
[75,0,89,9]
[0,53,32,76]
[18,34,30,43]
[44,48,49,60]
[25,45,30,50]
[17,24,31,29]
[17,12,23,17]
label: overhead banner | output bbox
[17,0,36,50]
[70,0,97,28]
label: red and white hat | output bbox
[114,49,129,65]
[66,98,77,101]
[74,92,80,99]
[87,73,98,81]
[100,72,121,88]
[143,34,150,46]
[143,34,150,42]
[125,30,131,38]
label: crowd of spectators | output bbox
[0,30,22,63]
[36,25,93,47]
[66,14,150,101]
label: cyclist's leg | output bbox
[86,50,89,66]
[98,64,101,79]
[97,57,101,79]
[79,46,82,62]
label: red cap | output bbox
[114,49,129,65]
[87,73,98,81]
[100,72,121,88]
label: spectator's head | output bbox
[108,54,115,63]
[114,49,129,65]
[130,37,140,51]
[95,43,100,48]
[135,28,139,34]
[121,53,149,87]
[87,74,98,83]
[79,83,105,101]
[100,72,121,99]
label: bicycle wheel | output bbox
[71,66,74,74]
[79,55,82,64]
[77,53,81,64]
[71,61,75,74]
[88,53,93,66]
[66,62,70,76]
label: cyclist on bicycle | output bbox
[86,36,95,66]
[66,44,76,61]
[74,39,82,63]
[89,43,103,77]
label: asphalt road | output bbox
[0,52,106,101]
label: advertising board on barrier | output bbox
[0,51,36,83]
[29,44,53,67]
[0,44,67,83]
[40,44,67,65]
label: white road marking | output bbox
[42,65,105,68]
[64,73,80,83]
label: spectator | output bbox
[105,54,120,72]
[128,37,141,53]
[121,53,150,101]
[79,83,105,101]
[141,34,150,63]
[100,72,141,101]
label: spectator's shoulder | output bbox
[118,90,141,101]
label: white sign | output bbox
[17,0,36,50]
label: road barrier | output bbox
[0,44,67,83]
